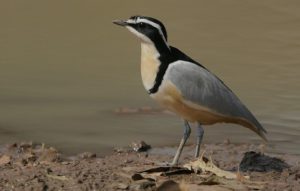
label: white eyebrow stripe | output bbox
[125,17,169,49]
[137,18,169,48]
[126,19,136,24]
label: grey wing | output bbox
[165,61,267,136]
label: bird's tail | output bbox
[234,117,268,142]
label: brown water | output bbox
[0,1,299,155]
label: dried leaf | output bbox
[183,157,239,179]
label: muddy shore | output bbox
[0,142,299,191]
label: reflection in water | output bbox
[0,1,299,155]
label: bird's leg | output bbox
[171,120,191,166]
[195,123,204,158]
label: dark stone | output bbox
[239,151,289,172]
[131,173,144,181]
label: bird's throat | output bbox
[140,43,161,91]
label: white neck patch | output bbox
[126,26,152,44]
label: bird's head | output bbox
[113,16,168,47]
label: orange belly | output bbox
[150,75,266,141]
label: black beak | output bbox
[112,20,128,27]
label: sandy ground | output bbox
[0,142,299,191]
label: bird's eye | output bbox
[139,22,145,27]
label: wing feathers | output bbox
[165,60,267,138]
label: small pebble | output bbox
[131,141,151,152]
